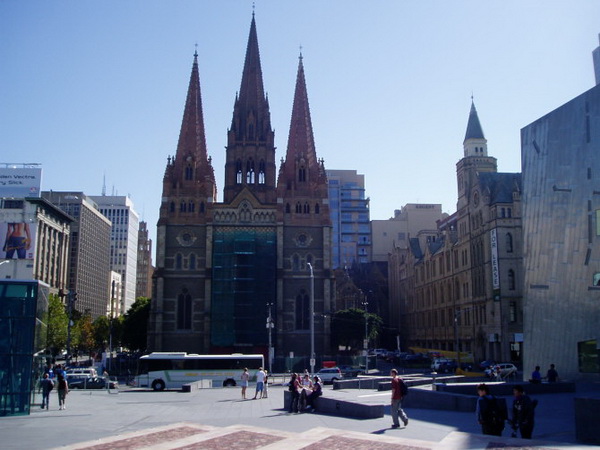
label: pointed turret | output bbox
[277,53,329,222]
[463,100,488,157]
[224,14,276,204]
[159,51,216,225]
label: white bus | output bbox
[135,352,264,390]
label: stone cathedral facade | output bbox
[148,15,334,361]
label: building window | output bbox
[236,160,243,184]
[315,203,320,214]
[176,254,183,270]
[185,165,193,180]
[189,201,195,213]
[258,160,266,184]
[509,301,517,323]
[303,202,310,214]
[177,289,192,330]
[295,289,309,330]
[295,202,302,214]
[285,203,291,213]
[578,339,599,373]
[189,254,196,270]
[246,159,255,184]
[180,202,187,213]
[199,202,205,213]
[170,202,175,213]
[298,166,306,182]
[508,269,516,290]
[506,233,513,253]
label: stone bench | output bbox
[181,379,213,392]
[283,390,384,419]
[434,381,576,396]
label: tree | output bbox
[73,311,95,355]
[121,297,150,352]
[92,315,110,351]
[46,294,68,356]
[330,308,383,353]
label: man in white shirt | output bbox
[253,367,266,399]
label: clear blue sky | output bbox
[1,1,599,251]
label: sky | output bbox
[1,1,599,254]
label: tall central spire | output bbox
[224,14,276,204]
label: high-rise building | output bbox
[42,191,111,318]
[593,33,600,86]
[326,170,371,269]
[91,195,139,315]
[149,14,333,363]
[521,42,600,380]
[135,221,153,299]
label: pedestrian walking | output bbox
[510,385,537,439]
[476,383,506,436]
[390,369,408,428]
[240,368,250,399]
[56,374,69,410]
[40,373,54,410]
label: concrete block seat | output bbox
[283,389,384,419]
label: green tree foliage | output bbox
[46,294,68,356]
[330,308,383,353]
[73,311,95,355]
[121,297,150,352]
[92,315,110,351]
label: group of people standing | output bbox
[240,367,269,400]
[288,371,322,413]
[530,364,559,383]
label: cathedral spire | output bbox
[172,50,214,184]
[277,53,326,195]
[230,14,271,141]
[463,99,488,157]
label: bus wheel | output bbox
[223,379,236,387]
[152,379,166,391]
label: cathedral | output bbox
[148,14,334,363]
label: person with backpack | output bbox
[39,373,54,410]
[511,385,537,439]
[56,374,69,410]
[390,368,409,428]
[476,383,506,436]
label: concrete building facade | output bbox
[0,197,71,296]
[42,191,112,318]
[135,221,153,300]
[91,195,139,314]
[521,61,600,379]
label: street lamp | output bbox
[307,262,315,375]
[266,302,274,374]
[362,296,369,373]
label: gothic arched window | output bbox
[299,166,306,182]
[303,202,310,214]
[292,254,300,271]
[246,159,255,184]
[295,202,302,213]
[258,160,266,184]
[236,160,243,184]
[506,233,513,253]
[170,202,175,213]
[185,165,193,180]
[180,202,187,213]
[315,203,320,214]
[295,289,309,330]
[189,254,196,271]
[199,202,205,213]
[177,289,192,329]
[285,203,291,213]
[189,201,195,213]
[176,254,183,270]
[508,269,516,290]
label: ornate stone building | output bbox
[149,15,333,361]
[390,102,523,364]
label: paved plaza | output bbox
[1,383,598,449]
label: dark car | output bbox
[69,377,118,389]
[338,365,364,378]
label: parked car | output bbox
[478,360,496,371]
[431,358,457,372]
[338,365,364,378]
[485,363,518,379]
[316,367,343,384]
[69,377,118,389]
[431,358,452,371]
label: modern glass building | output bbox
[0,280,49,416]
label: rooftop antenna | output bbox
[102,173,106,196]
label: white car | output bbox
[485,363,517,379]
[431,358,454,371]
[315,367,343,384]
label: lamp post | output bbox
[66,290,77,366]
[362,296,369,373]
[307,262,315,375]
[266,302,274,373]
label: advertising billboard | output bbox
[0,167,42,198]
[1,221,37,260]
